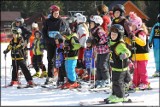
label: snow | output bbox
[1,43,159,106]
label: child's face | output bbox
[13,33,18,38]
[53,11,59,18]
[55,39,59,44]
[15,21,21,27]
[111,32,118,40]
[90,22,95,29]
[35,33,40,38]
[87,42,91,47]
[114,11,121,18]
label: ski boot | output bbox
[27,80,37,88]
[40,71,48,78]
[138,83,151,90]
[61,82,80,89]
[44,77,54,85]
[8,81,21,86]
[152,72,160,77]
[32,72,41,78]
[105,95,128,104]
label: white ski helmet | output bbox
[32,22,38,28]
[74,13,86,23]
[90,15,103,26]
[15,17,24,24]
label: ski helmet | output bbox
[90,15,103,26]
[129,12,142,30]
[157,13,160,22]
[75,13,86,23]
[60,24,72,36]
[86,37,93,43]
[12,27,22,34]
[15,17,24,25]
[32,22,38,28]
[112,4,125,16]
[110,24,124,41]
[50,5,60,12]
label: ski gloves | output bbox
[119,53,128,60]
[3,50,9,54]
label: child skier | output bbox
[104,24,131,103]
[29,22,39,66]
[82,37,96,81]
[27,31,47,78]
[74,13,89,69]
[149,13,160,77]
[90,15,110,88]
[60,27,81,89]
[54,35,66,86]
[3,27,35,87]
[126,12,150,90]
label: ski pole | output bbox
[4,54,7,88]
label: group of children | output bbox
[3,3,159,104]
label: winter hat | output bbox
[129,12,142,30]
[32,22,38,28]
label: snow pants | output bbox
[58,61,66,82]
[96,53,110,80]
[132,60,149,87]
[12,60,32,82]
[153,48,160,72]
[65,59,77,83]
[32,55,46,72]
[112,70,131,98]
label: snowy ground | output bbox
[1,43,159,106]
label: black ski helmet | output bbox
[157,13,160,22]
[112,4,125,16]
[86,37,93,43]
[110,24,124,42]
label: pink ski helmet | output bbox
[129,12,142,30]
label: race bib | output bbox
[48,31,60,38]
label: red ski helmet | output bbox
[49,5,60,12]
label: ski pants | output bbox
[58,61,66,82]
[12,60,32,82]
[32,55,46,72]
[46,43,56,78]
[112,70,131,98]
[153,48,160,72]
[132,60,149,87]
[65,59,77,83]
[96,53,110,80]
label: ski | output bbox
[17,84,40,89]
[127,87,153,93]
[79,99,144,106]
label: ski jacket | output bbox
[64,33,81,60]
[84,47,95,69]
[125,30,149,61]
[92,27,109,54]
[101,14,111,35]
[77,23,89,48]
[42,16,66,45]
[5,37,25,60]
[110,40,131,72]
[55,43,64,68]
[28,38,45,55]
[19,26,32,43]
[149,22,160,49]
